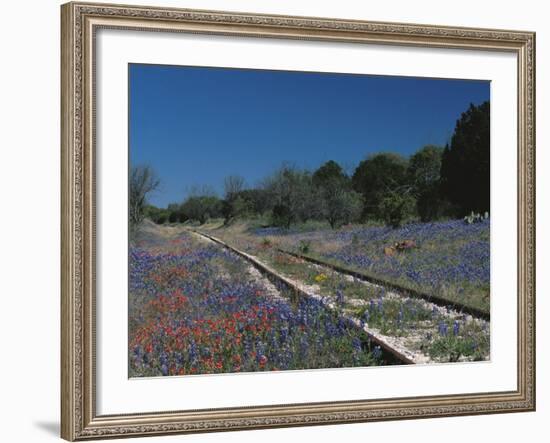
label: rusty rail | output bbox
[277,248,490,321]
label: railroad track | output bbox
[277,248,490,321]
[190,229,418,365]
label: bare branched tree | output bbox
[186,184,217,198]
[223,175,245,201]
[129,165,160,229]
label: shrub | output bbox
[271,204,293,228]
[298,240,312,254]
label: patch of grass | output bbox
[421,318,489,362]
[427,334,488,362]
[298,239,312,254]
[354,298,434,337]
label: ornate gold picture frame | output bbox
[61,1,535,440]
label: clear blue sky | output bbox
[129,63,489,208]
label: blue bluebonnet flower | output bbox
[362,309,370,322]
[317,219,489,297]
[336,290,344,305]
[453,321,460,336]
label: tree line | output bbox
[131,101,489,230]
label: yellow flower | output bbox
[314,273,328,283]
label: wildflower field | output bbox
[129,226,386,378]
[128,62,493,376]
[128,217,491,377]
[206,218,491,363]
[252,219,490,314]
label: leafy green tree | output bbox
[265,165,323,228]
[312,160,349,188]
[440,101,490,215]
[143,205,163,224]
[223,195,252,223]
[237,189,271,215]
[155,210,169,225]
[408,145,445,221]
[231,196,251,218]
[323,186,363,228]
[271,203,293,228]
[165,203,180,223]
[379,190,416,228]
[312,161,361,228]
[181,195,222,224]
[352,153,409,219]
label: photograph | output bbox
[128,63,491,377]
[57,2,536,439]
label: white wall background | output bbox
[0,0,546,442]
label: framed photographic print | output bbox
[61,1,536,440]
